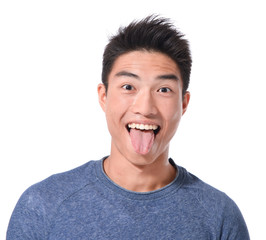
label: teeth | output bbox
[128,123,158,130]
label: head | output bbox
[102,15,192,96]
[98,15,191,166]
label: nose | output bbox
[131,90,157,117]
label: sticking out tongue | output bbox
[129,129,155,155]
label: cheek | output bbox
[160,102,183,139]
[104,95,129,125]
[161,100,183,122]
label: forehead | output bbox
[109,50,181,79]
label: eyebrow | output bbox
[115,71,140,79]
[115,71,179,81]
[156,74,179,81]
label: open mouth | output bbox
[126,123,160,155]
[126,123,160,135]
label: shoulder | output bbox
[181,168,243,220]
[179,167,250,239]
[7,159,100,239]
[178,167,229,205]
[184,170,231,212]
[22,160,98,211]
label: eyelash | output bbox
[121,85,172,93]
[122,84,134,90]
[158,87,172,93]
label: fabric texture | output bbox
[7,157,249,239]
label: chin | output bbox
[124,149,161,167]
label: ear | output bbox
[97,83,107,112]
[182,91,190,115]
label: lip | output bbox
[126,121,161,135]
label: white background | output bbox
[0,0,265,239]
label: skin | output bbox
[98,50,190,192]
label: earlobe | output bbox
[97,84,107,112]
[182,91,190,115]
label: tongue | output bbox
[129,129,155,155]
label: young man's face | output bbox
[98,50,190,166]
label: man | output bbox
[7,15,249,239]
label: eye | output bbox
[122,84,134,91]
[158,87,171,93]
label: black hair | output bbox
[102,15,192,96]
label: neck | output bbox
[103,149,177,192]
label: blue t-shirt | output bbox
[7,157,249,239]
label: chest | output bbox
[48,194,216,239]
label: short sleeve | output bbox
[6,186,48,240]
[219,196,250,240]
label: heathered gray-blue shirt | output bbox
[7,157,249,239]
